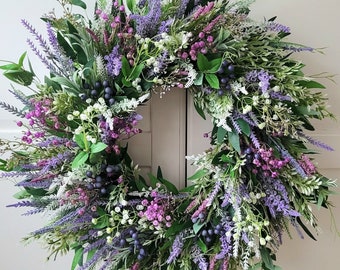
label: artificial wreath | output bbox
[0,0,336,269]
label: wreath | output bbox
[0,0,336,270]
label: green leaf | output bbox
[193,101,206,120]
[121,56,131,77]
[74,134,86,149]
[13,189,30,199]
[51,76,80,95]
[2,69,34,86]
[217,126,227,144]
[165,220,191,237]
[228,131,241,154]
[159,177,179,195]
[237,119,251,136]
[89,152,101,164]
[90,142,107,153]
[297,80,326,89]
[24,187,47,196]
[187,169,209,181]
[193,222,205,234]
[57,32,76,60]
[260,247,274,270]
[129,63,144,80]
[206,58,222,73]
[70,0,87,9]
[197,238,208,253]
[296,217,317,241]
[126,0,136,12]
[157,166,163,179]
[71,246,84,270]
[148,173,159,188]
[72,151,89,169]
[135,175,149,191]
[205,73,220,89]
[197,53,210,71]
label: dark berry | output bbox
[91,89,98,96]
[83,82,90,89]
[102,80,110,88]
[227,65,235,72]
[86,170,93,178]
[109,98,115,105]
[94,81,102,89]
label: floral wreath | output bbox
[0,0,336,270]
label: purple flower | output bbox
[130,0,162,37]
[191,245,208,270]
[104,45,122,77]
[177,0,190,18]
[246,70,274,93]
[266,21,290,33]
[166,232,185,264]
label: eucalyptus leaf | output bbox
[193,222,205,234]
[228,131,241,154]
[217,126,227,143]
[70,0,87,9]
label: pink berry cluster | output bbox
[138,194,172,229]
[19,99,63,144]
[60,187,90,208]
[245,146,290,178]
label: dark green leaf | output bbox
[89,152,101,164]
[228,131,241,154]
[57,32,76,60]
[296,217,317,241]
[130,63,144,80]
[237,119,251,136]
[24,187,47,196]
[197,53,209,71]
[260,247,274,270]
[72,151,89,169]
[3,69,34,86]
[90,142,107,153]
[197,238,208,253]
[157,166,163,179]
[205,73,220,89]
[135,175,149,191]
[297,80,326,89]
[70,0,87,9]
[159,177,179,195]
[121,56,131,77]
[193,101,206,120]
[148,173,159,188]
[165,220,191,237]
[217,126,227,144]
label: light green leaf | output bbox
[187,169,209,181]
[193,101,206,120]
[193,222,205,234]
[74,134,86,149]
[205,73,220,89]
[194,72,204,86]
[206,58,222,73]
[71,246,84,270]
[72,151,89,169]
[121,56,131,77]
[13,189,30,199]
[90,142,107,153]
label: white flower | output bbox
[80,113,87,121]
